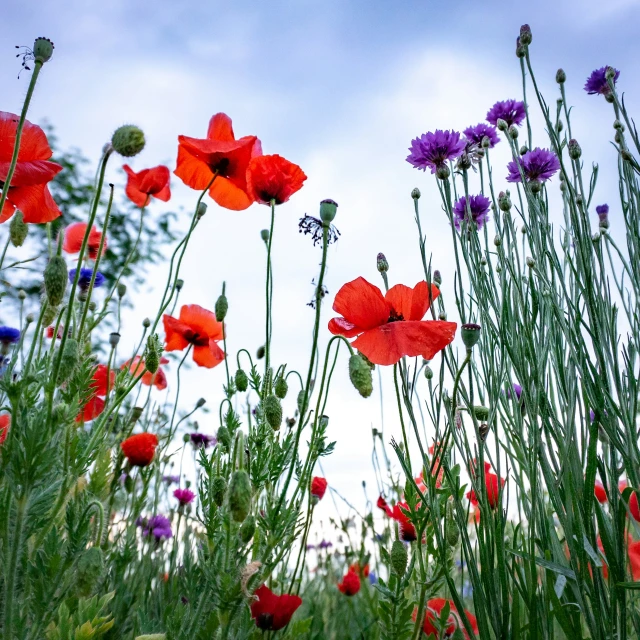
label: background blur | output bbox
[2,0,639,543]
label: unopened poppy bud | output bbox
[212,476,227,507]
[496,118,508,132]
[239,514,256,544]
[44,255,68,307]
[145,334,162,374]
[436,165,450,180]
[260,229,270,243]
[142,317,151,328]
[461,323,481,350]
[111,125,145,157]
[235,369,249,392]
[519,23,532,45]
[196,398,206,408]
[377,253,389,273]
[18,289,26,301]
[411,187,421,199]
[42,301,58,327]
[526,256,536,268]
[196,202,207,218]
[433,270,442,286]
[274,376,288,399]
[263,394,282,430]
[117,283,127,298]
[256,345,265,360]
[297,389,306,413]
[215,293,228,322]
[25,313,34,324]
[498,191,512,212]
[109,332,120,348]
[33,37,55,63]
[319,198,338,223]
[613,120,624,131]
[9,211,28,247]
[217,426,231,451]
[508,125,519,140]
[390,540,408,576]
[228,470,252,523]
[182,433,190,443]
[349,354,373,398]
[57,339,79,384]
[530,180,542,194]
[568,139,582,160]
[424,365,433,380]
[473,406,490,421]
[130,406,144,423]
[556,68,566,84]
[175,279,184,292]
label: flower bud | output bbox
[235,369,249,392]
[494,235,502,247]
[377,253,389,273]
[196,398,206,408]
[274,376,288,399]
[556,120,564,133]
[109,332,120,348]
[349,354,373,398]
[25,313,34,324]
[461,323,481,350]
[411,187,421,200]
[526,256,536,268]
[175,279,184,292]
[260,229,270,243]
[239,514,256,543]
[508,125,519,140]
[496,118,508,132]
[480,257,487,266]
[256,345,265,360]
[439,312,447,321]
[319,198,338,223]
[530,180,542,194]
[519,24,532,46]
[498,191,512,212]
[217,426,231,452]
[18,289,26,301]
[390,540,408,576]
[515,37,525,59]
[556,68,566,84]
[33,37,55,63]
[605,66,617,81]
[481,135,491,149]
[57,339,79,385]
[111,125,145,157]
[445,502,459,546]
[44,255,68,307]
[473,406,490,421]
[228,470,252,523]
[433,270,442,286]
[130,406,144,423]
[9,211,28,247]
[436,165,450,180]
[182,433,190,444]
[144,334,162,374]
[519,145,528,156]
[263,394,283,430]
[424,365,433,380]
[215,293,228,322]
[196,202,207,219]
[456,153,472,171]
[592,231,601,242]
[568,139,582,160]
[117,283,127,298]
[614,120,625,131]
[212,476,227,507]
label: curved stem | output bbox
[264,200,276,383]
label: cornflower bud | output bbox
[494,236,502,247]
[461,323,481,350]
[424,366,433,380]
[411,187,421,199]
[568,139,582,160]
[44,255,68,307]
[498,191,512,212]
[496,118,508,132]
[235,369,249,392]
[515,37,526,59]
[9,211,28,247]
[439,312,447,321]
[33,37,55,63]
[117,283,127,298]
[613,120,625,131]
[526,256,536,268]
[481,135,491,149]
[508,125,519,139]
[263,394,283,430]
[519,24,532,46]
[556,68,566,84]
[519,145,528,156]
[228,470,252,523]
[319,198,338,223]
[556,120,563,133]
[530,180,542,194]
[111,125,145,157]
[377,253,389,273]
[436,165,450,180]
[18,289,26,301]
[473,406,490,421]
[26,313,34,324]
[433,270,442,286]
[349,354,373,398]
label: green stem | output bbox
[264,200,276,383]
[3,496,27,640]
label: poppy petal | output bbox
[0,112,53,163]
[332,277,389,331]
[385,281,440,321]
[328,317,361,338]
[0,199,16,223]
[175,143,217,191]
[207,113,235,142]
[0,159,62,187]
[209,177,253,211]
[179,304,224,340]
[192,341,225,368]
[6,183,61,223]
[163,315,191,351]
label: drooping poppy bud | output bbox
[111,125,145,157]
[9,211,28,247]
[235,369,249,392]
[391,540,408,576]
[274,376,288,399]
[217,426,231,451]
[349,354,373,398]
[228,469,252,523]
[256,345,265,359]
[44,255,68,307]
[263,394,283,430]
[239,514,256,543]
[212,476,227,507]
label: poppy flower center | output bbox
[209,157,230,177]
[184,330,210,347]
[256,613,274,630]
[388,309,405,323]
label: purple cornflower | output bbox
[453,195,491,231]
[174,488,195,506]
[596,204,610,228]
[306,543,316,550]
[486,100,526,127]
[584,66,620,96]
[509,384,523,401]
[406,130,466,174]
[506,148,560,184]
[317,539,333,550]
[464,123,500,149]
[69,268,105,290]
[589,409,596,423]
[189,432,216,449]
[163,474,180,485]
[141,515,173,541]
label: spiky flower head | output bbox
[486,100,526,128]
[584,66,620,96]
[111,125,146,157]
[406,130,466,174]
[453,195,491,231]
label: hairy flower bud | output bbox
[215,293,228,322]
[519,24,532,46]
[568,139,582,160]
[496,118,508,132]
[33,37,55,63]
[556,68,566,84]
[445,502,459,546]
[461,323,481,350]
[263,394,283,430]
[44,255,68,307]
[256,345,265,360]
[111,125,145,157]
[9,211,28,247]
[377,253,389,273]
[424,365,433,380]
[390,540,408,576]
[349,354,373,398]
[319,198,338,223]
[274,376,288,399]
[211,476,227,507]
[217,426,231,452]
[117,283,127,298]
[411,187,421,200]
[239,514,256,544]
[228,470,252,523]
[235,369,249,392]
[57,339,79,385]
[498,191,512,212]
[526,256,536,268]
[145,334,162,374]
[473,406,490,421]
[436,165,450,180]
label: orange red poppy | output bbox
[123,164,171,207]
[122,356,169,390]
[246,154,306,205]
[62,222,107,260]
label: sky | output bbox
[2,0,640,542]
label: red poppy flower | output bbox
[246,154,306,205]
[45,325,64,339]
[175,113,261,211]
[0,414,10,445]
[163,304,225,369]
[594,480,607,504]
[414,598,479,639]
[77,395,105,423]
[62,222,107,260]
[628,490,640,522]
[338,569,361,596]
[75,364,115,423]
[250,584,302,631]
[310,476,328,500]
[0,111,62,223]
[349,562,370,578]
[466,462,504,511]
[597,535,640,581]
[121,432,159,467]
[377,495,391,513]
[123,164,171,207]
[329,277,457,366]
[122,356,169,390]
[91,364,116,396]
[378,497,419,542]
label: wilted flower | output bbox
[453,195,491,231]
[596,204,610,228]
[406,130,466,173]
[584,66,620,96]
[506,148,560,183]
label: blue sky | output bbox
[2,0,639,533]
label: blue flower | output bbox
[69,268,105,290]
[368,571,377,585]
[0,327,21,345]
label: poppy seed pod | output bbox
[390,540,408,576]
[33,37,55,63]
[319,198,338,223]
[111,125,145,157]
[239,514,256,544]
[235,369,249,392]
[196,202,207,219]
[274,376,288,399]
[263,394,283,430]
[109,332,120,348]
[212,476,227,507]
[260,229,270,243]
[57,339,79,385]
[411,187,421,200]
[215,293,228,322]
[461,323,481,350]
[556,68,566,84]
[9,211,28,247]
[349,354,373,398]
[568,139,582,160]
[228,470,252,523]
[44,255,68,307]
[175,279,184,292]
[377,253,389,273]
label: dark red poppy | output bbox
[78,395,105,423]
[310,476,328,500]
[75,364,115,423]
[466,462,504,510]
[377,497,419,542]
[175,113,261,211]
[414,598,479,639]
[349,562,370,578]
[122,356,169,390]
[246,154,306,205]
[594,480,607,504]
[250,584,302,631]
[91,364,116,396]
[329,277,457,366]
[163,304,225,369]
[121,432,159,467]
[0,414,10,445]
[0,111,62,224]
[62,222,107,260]
[123,164,171,207]
[338,569,361,596]
[628,490,640,522]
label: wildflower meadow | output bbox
[1,21,640,640]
